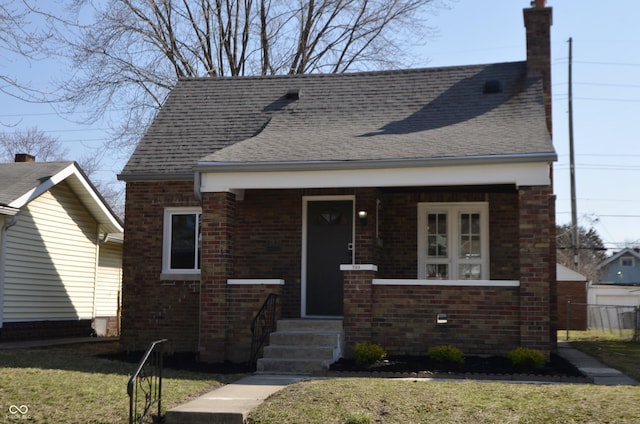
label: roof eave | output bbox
[117,172,194,182]
[194,152,558,173]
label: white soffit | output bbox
[200,162,551,192]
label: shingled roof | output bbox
[119,61,555,181]
[0,161,123,233]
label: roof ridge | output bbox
[177,61,527,82]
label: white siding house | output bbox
[0,156,123,340]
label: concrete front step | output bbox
[256,357,334,374]
[256,319,344,374]
[263,344,336,360]
[268,330,341,346]
[277,318,343,331]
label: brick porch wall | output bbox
[379,188,520,279]
[200,192,235,363]
[370,284,521,356]
[226,283,284,363]
[518,185,555,354]
[342,268,375,356]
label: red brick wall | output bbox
[343,269,374,355]
[0,319,93,341]
[557,281,587,330]
[370,284,520,356]
[226,284,283,363]
[379,188,520,279]
[234,189,303,318]
[120,181,201,353]
[518,185,555,354]
[199,192,235,362]
[122,181,554,360]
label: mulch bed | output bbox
[95,343,590,383]
[327,353,591,382]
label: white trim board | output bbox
[200,162,551,192]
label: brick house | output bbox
[118,2,556,366]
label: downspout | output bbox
[193,171,202,352]
[92,225,102,331]
[0,213,20,330]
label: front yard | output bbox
[0,341,243,423]
[1,334,640,423]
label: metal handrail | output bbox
[250,293,279,368]
[127,339,168,424]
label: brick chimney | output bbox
[14,153,36,163]
[524,0,552,135]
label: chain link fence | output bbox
[564,301,640,342]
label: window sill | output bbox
[372,279,520,287]
[160,272,201,282]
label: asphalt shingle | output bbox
[119,62,554,179]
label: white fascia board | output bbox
[200,161,551,192]
[9,163,123,233]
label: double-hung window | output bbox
[162,207,202,274]
[417,202,489,280]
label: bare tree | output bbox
[0,126,123,218]
[15,0,441,151]
[557,224,608,283]
[0,126,70,162]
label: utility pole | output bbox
[568,37,579,269]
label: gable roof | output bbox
[119,61,555,181]
[598,248,640,269]
[557,264,588,282]
[0,161,123,234]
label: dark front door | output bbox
[306,200,353,316]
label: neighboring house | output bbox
[118,2,556,363]
[589,248,640,308]
[556,264,588,330]
[0,154,124,340]
[597,248,640,286]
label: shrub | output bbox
[353,342,386,366]
[508,347,546,369]
[426,345,464,364]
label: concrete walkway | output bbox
[165,374,309,424]
[556,340,639,386]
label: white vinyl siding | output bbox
[95,242,122,317]
[3,183,99,322]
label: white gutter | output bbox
[193,152,558,173]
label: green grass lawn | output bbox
[248,332,640,424]
[2,334,640,424]
[0,342,244,424]
[248,378,640,424]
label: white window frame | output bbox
[162,207,202,275]
[621,257,634,267]
[417,202,490,280]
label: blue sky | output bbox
[1,0,639,252]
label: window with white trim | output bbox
[621,257,634,267]
[417,202,489,280]
[163,208,202,273]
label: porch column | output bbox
[518,186,555,355]
[341,264,377,357]
[199,191,235,363]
